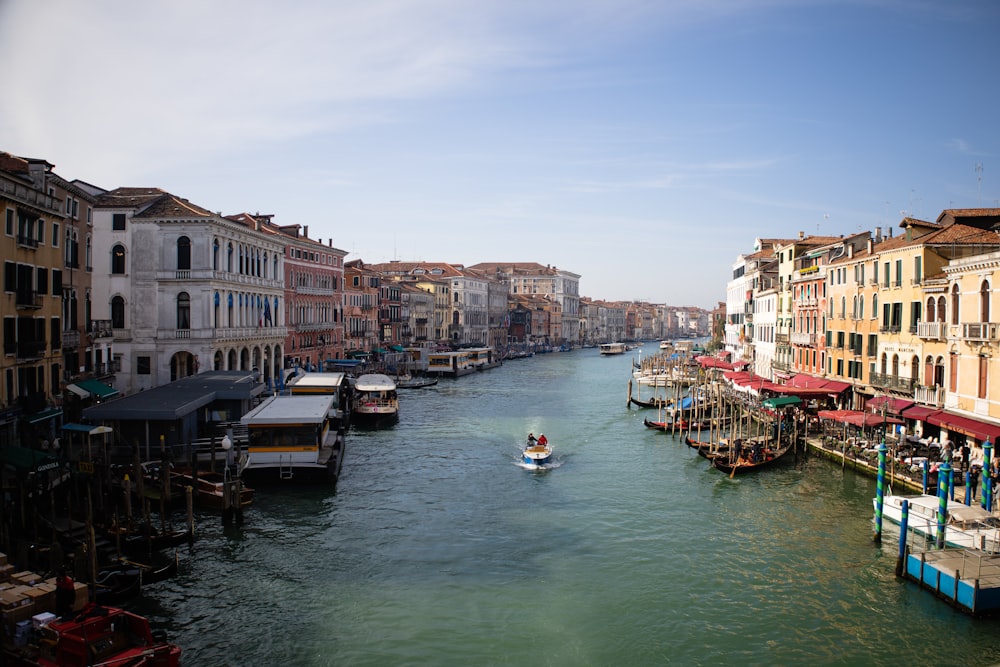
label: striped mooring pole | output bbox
[982,440,993,512]
[937,460,951,549]
[895,499,909,577]
[965,469,972,506]
[922,459,928,495]
[874,442,887,544]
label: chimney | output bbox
[875,227,882,243]
[888,226,893,238]
[847,244,854,259]
[867,238,873,254]
[304,225,309,238]
[798,230,804,240]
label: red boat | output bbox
[6,604,181,667]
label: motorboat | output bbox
[875,494,1000,551]
[522,440,553,466]
[3,603,182,666]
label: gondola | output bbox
[684,432,733,460]
[396,376,439,389]
[94,565,143,605]
[711,439,793,475]
[117,551,180,585]
[630,396,671,409]
[644,417,668,430]
[111,523,192,558]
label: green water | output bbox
[137,350,1000,666]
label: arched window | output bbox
[926,297,937,322]
[872,293,878,319]
[840,296,846,319]
[980,280,990,323]
[85,235,92,270]
[111,244,126,274]
[227,242,234,272]
[177,236,191,270]
[111,295,125,328]
[859,295,865,320]
[177,292,191,329]
[891,354,900,378]
[937,296,946,322]
[951,284,960,325]
[213,239,220,271]
[880,352,887,375]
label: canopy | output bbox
[62,423,114,435]
[926,411,1000,442]
[27,407,62,424]
[762,396,802,409]
[865,395,915,414]
[818,410,903,428]
[67,379,120,400]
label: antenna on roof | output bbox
[976,163,984,205]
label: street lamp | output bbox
[221,435,233,479]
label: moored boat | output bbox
[3,603,181,667]
[171,468,255,511]
[599,342,627,355]
[240,394,346,483]
[876,494,1000,551]
[396,375,438,389]
[351,373,399,423]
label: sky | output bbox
[2,1,999,309]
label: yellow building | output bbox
[1,154,67,445]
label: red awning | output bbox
[818,410,903,428]
[818,379,852,394]
[696,356,737,371]
[865,396,916,414]
[926,411,1000,442]
[900,405,940,421]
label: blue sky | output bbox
[2,1,998,308]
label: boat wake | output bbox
[514,452,563,471]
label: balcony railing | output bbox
[17,340,46,360]
[15,291,42,309]
[913,385,945,407]
[16,234,39,249]
[962,322,1000,342]
[790,332,816,346]
[870,372,919,393]
[92,320,114,338]
[771,359,791,371]
[62,330,80,348]
[916,322,945,340]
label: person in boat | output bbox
[538,434,548,447]
[56,567,75,617]
[526,433,537,447]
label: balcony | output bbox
[62,330,80,348]
[789,332,816,346]
[775,333,789,344]
[916,322,945,341]
[15,290,42,309]
[870,372,919,393]
[962,322,1000,342]
[16,234,39,249]
[113,328,131,341]
[913,385,945,407]
[17,340,46,360]
[92,320,113,338]
[771,359,791,372]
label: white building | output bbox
[92,188,287,394]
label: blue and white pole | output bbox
[895,499,909,578]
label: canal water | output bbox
[136,349,1000,666]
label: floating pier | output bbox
[903,548,1000,615]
